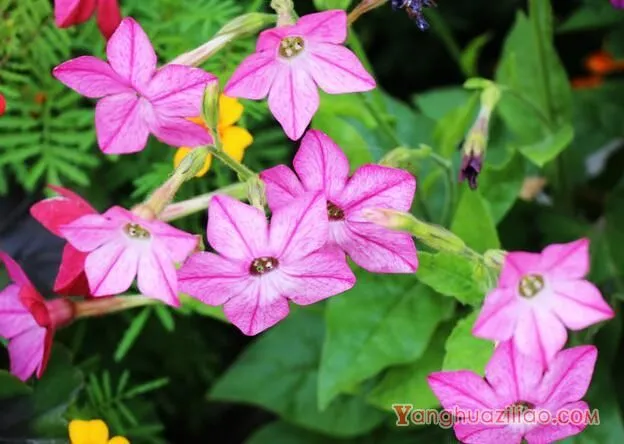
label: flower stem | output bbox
[206,144,256,182]
[160,182,249,221]
[74,295,158,319]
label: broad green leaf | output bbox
[519,123,574,167]
[479,149,525,222]
[558,0,624,33]
[211,310,385,438]
[414,87,472,120]
[605,187,624,281]
[0,371,32,398]
[442,311,494,375]
[416,252,486,306]
[433,92,480,158]
[451,188,500,253]
[460,33,492,78]
[313,0,352,9]
[319,273,454,409]
[367,323,452,411]
[179,294,228,322]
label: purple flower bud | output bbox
[391,0,437,30]
[459,153,483,190]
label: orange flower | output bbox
[585,50,624,75]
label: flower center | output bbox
[124,223,151,240]
[279,36,305,59]
[518,274,544,299]
[250,257,279,275]
[507,400,535,413]
[327,201,345,221]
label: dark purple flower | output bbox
[459,152,483,190]
[391,0,437,30]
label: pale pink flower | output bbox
[473,239,614,367]
[60,206,199,306]
[53,17,216,154]
[54,0,122,39]
[224,10,376,140]
[0,252,74,381]
[428,341,597,444]
[178,193,356,335]
[260,130,417,273]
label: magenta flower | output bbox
[0,252,74,381]
[224,10,376,140]
[178,193,356,335]
[473,239,613,367]
[31,186,97,297]
[612,0,624,9]
[53,17,216,154]
[260,130,417,273]
[60,206,199,306]
[54,0,122,39]
[428,341,597,444]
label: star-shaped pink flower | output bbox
[473,238,614,367]
[31,186,97,297]
[428,341,597,444]
[53,17,216,154]
[177,193,356,335]
[224,10,376,140]
[0,252,74,381]
[260,130,417,273]
[60,206,199,306]
[54,0,122,39]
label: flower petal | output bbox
[513,308,567,368]
[54,0,96,27]
[0,284,36,338]
[84,240,139,296]
[208,195,269,261]
[256,27,290,52]
[295,10,347,44]
[148,113,212,148]
[292,130,349,201]
[96,0,122,39]
[178,252,251,306]
[223,278,290,335]
[30,185,96,237]
[260,165,306,210]
[53,56,130,98]
[147,65,217,116]
[427,370,499,410]
[222,126,253,162]
[305,43,375,94]
[60,214,119,252]
[225,52,279,100]
[53,244,91,297]
[524,401,589,444]
[549,280,614,329]
[484,341,543,407]
[340,164,416,214]
[331,221,417,273]
[269,192,328,262]
[456,425,523,444]
[8,326,46,381]
[95,93,150,154]
[276,246,355,305]
[537,346,597,409]
[137,245,179,306]
[473,288,520,342]
[268,64,319,140]
[498,252,541,288]
[106,18,156,89]
[69,419,110,444]
[540,238,589,280]
[0,251,32,287]
[144,220,198,263]
[219,95,244,127]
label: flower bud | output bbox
[483,249,507,270]
[379,145,432,169]
[0,93,6,116]
[270,0,297,26]
[247,176,267,211]
[201,82,220,136]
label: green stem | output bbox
[426,10,463,75]
[359,94,401,147]
[207,144,256,182]
[160,182,248,221]
[347,29,387,113]
[74,295,158,319]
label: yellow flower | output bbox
[69,419,129,444]
[174,94,254,178]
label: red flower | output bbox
[54,0,122,40]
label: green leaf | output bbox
[414,87,472,120]
[479,149,525,222]
[519,123,574,168]
[605,187,624,281]
[179,294,228,322]
[154,305,175,332]
[442,311,494,375]
[114,307,151,362]
[451,188,500,253]
[0,372,32,398]
[211,309,385,438]
[313,0,352,9]
[367,323,452,411]
[460,33,492,78]
[416,252,486,306]
[319,273,454,409]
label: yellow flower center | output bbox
[279,36,305,58]
[518,274,544,299]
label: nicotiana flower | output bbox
[69,419,129,444]
[428,341,597,444]
[53,17,216,154]
[54,0,122,39]
[224,10,376,140]
[31,186,97,297]
[612,0,624,9]
[473,238,614,367]
[260,130,417,273]
[0,252,74,381]
[60,206,199,306]
[178,193,356,335]
[173,94,253,178]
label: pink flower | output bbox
[0,252,74,381]
[177,193,356,335]
[59,206,199,306]
[53,17,216,155]
[473,239,613,367]
[224,10,376,140]
[260,130,417,273]
[54,0,122,40]
[612,0,624,9]
[428,341,597,444]
[31,186,97,297]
